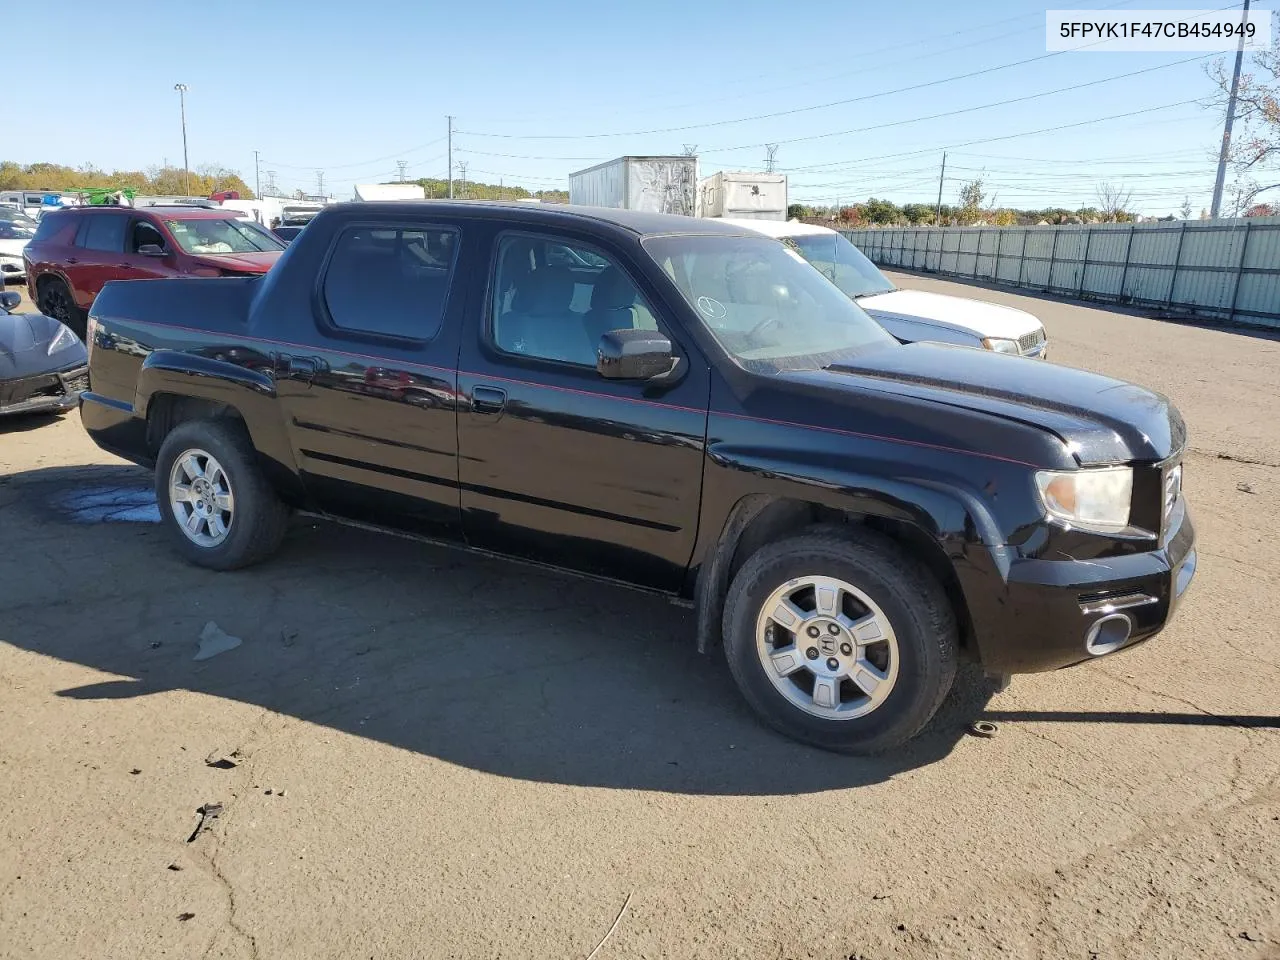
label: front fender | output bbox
[690,465,1013,655]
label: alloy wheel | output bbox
[754,575,900,720]
[168,448,235,547]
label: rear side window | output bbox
[32,213,69,242]
[76,214,128,252]
[321,225,458,341]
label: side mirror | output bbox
[138,244,166,257]
[596,329,675,380]
[0,291,20,311]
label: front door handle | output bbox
[471,385,507,413]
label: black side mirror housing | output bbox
[138,244,166,257]
[0,291,20,311]
[597,329,674,380]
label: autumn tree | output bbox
[1209,37,1280,212]
[956,178,985,225]
[1095,182,1133,222]
[0,161,253,198]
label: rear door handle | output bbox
[66,257,79,265]
[471,385,507,413]
[275,354,326,383]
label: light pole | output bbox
[174,83,190,196]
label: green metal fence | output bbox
[842,218,1280,328]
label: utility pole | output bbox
[765,144,779,173]
[447,115,454,199]
[397,160,408,183]
[316,170,325,199]
[253,150,260,198]
[1211,0,1251,218]
[682,144,698,156]
[934,151,947,226]
[456,161,468,199]
[265,170,277,196]
[174,83,190,195]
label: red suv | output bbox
[23,205,285,338]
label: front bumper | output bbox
[0,363,88,417]
[971,501,1196,673]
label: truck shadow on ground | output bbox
[7,464,1012,796]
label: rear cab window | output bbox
[320,224,460,342]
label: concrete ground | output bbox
[1,276,1277,960]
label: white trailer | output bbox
[699,171,788,220]
[353,183,426,202]
[568,156,699,217]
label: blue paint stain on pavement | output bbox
[53,485,161,523]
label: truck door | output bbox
[273,221,466,542]
[456,229,710,591]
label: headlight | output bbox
[47,323,78,355]
[982,337,1020,355]
[1034,467,1133,532]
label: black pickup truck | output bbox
[79,201,1197,753]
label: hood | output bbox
[191,250,280,274]
[0,311,87,380]
[857,288,1042,340]
[808,341,1183,465]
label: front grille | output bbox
[1162,462,1183,536]
[1018,328,1046,353]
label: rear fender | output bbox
[136,350,298,480]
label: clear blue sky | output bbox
[19,0,1259,215]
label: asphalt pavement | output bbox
[0,274,1276,960]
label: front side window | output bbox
[78,213,128,253]
[322,225,459,341]
[165,217,285,255]
[783,232,896,299]
[129,219,166,253]
[643,234,894,367]
[490,234,659,367]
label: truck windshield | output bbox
[165,217,285,255]
[643,234,895,364]
[782,232,896,299]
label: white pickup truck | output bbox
[719,218,1047,359]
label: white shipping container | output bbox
[699,171,787,220]
[569,156,699,217]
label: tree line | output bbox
[399,177,568,203]
[1,161,255,199]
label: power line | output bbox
[779,98,1210,174]
[458,0,1154,136]
[696,54,1213,154]
[262,137,446,171]
[457,29,1207,144]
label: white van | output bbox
[720,219,1047,359]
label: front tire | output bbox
[155,419,290,571]
[723,527,958,754]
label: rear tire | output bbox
[722,526,958,754]
[154,419,289,571]
[37,277,87,340]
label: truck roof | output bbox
[317,200,762,238]
[716,218,838,238]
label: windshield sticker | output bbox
[697,296,727,320]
